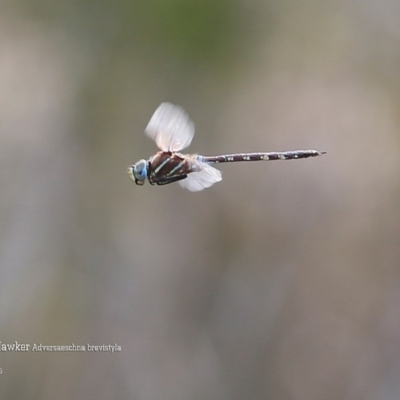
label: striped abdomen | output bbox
[201,150,326,164]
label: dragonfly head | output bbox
[127,159,148,186]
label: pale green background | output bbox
[1,0,399,399]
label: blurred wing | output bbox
[145,103,195,152]
[179,163,222,192]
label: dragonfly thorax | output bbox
[128,159,148,186]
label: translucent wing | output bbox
[145,103,195,152]
[179,162,222,192]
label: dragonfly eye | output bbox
[127,159,148,185]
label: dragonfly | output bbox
[127,103,326,192]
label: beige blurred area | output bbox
[1,0,400,399]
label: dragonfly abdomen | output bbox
[202,150,325,164]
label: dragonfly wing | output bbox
[179,162,222,192]
[145,103,195,152]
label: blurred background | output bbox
[1,0,400,399]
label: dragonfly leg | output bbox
[155,175,188,186]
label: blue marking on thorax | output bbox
[168,161,184,176]
[154,157,170,174]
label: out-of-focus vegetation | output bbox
[1,0,400,399]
